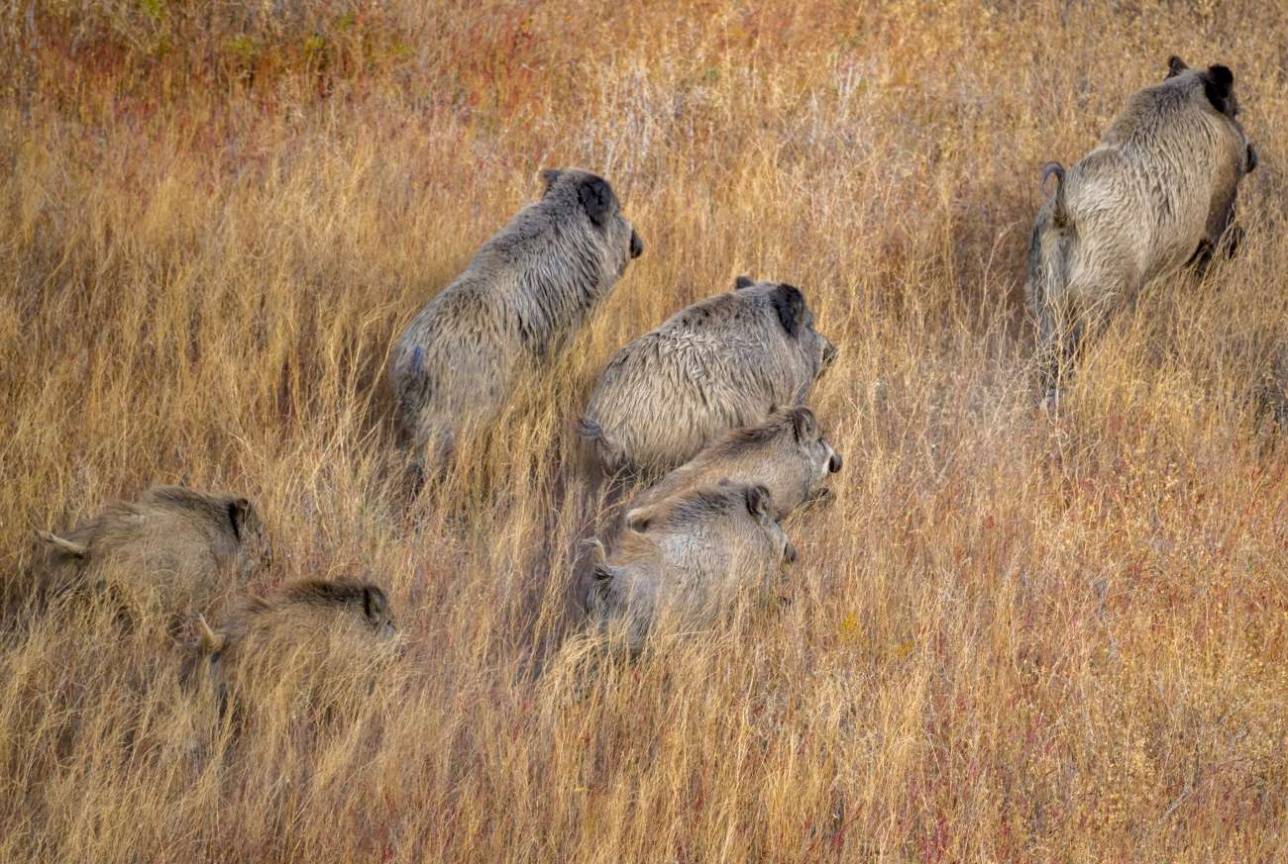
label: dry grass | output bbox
[2,1,1286,861]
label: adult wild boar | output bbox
[390,169,644,469]
[630,406,842,521]
[584,482,796,653]
[1028,57,1257,400]
[580,277,837,478]
[197,577,399,717]
[35,485,273,630]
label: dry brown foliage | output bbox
[1,1,1285,861]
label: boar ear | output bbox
[625,506,654,533]
[733,275,756,291]
[1202,65,1235,115]
[37,529,87,558]
[771,284,806,337]
[362,586,389,624]
[744,484,773,519]
[578,175,615,228]
[791,407,818,442]
[1207,65,1234,91]
[538,169,562,195]
[226,498,255,543]
[1166,56,1188,78]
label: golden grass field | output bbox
[2,1,1286,861]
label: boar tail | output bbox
[575,415,624,477]
[37,530,88,558]
[196,614,225,656]
[1040,162,1068,227]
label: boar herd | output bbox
[18,58,1279,717]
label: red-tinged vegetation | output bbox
[1,1,1286,863]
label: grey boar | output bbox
[630,406,842,521]
[1027,57,1257,400]
[585,482,796,653]
[35,485,272,630]
[389,168,643,469]
[197,577,399,717]
[580,277,837,478]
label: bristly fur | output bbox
[623,406,840,525]
[31,486,272,630]
[1026,57,1256,400]
[195,577,399,725]
[389,168,642,469]
[214,578,395,638]
[279,578,378,608]
[580,278,837,478]
[628,484,750,532]
[585,480,794,654]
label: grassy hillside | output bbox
[1,1,1285,861]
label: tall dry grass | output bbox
[1,1,1286,861]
